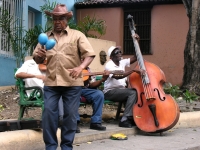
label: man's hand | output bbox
[132,33,140,41]
[68,66,83,79]
[134,69,146,76]
[101,70,110,82]
[34,47,47,64]
[37,47,46,58]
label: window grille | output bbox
[124,9,151,55]
[0,0,23,58]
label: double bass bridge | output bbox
[146,97,156,101]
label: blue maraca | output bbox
[46,39,56,50]
[38,33,48,45]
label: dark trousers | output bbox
[104,88,137,117]
[77,88,104,123]
[42,86,81,150]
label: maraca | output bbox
[46,39,56,50]
[38,33,48,45]
[38,33,56,50]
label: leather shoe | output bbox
[119,120,132,128]
[90,123,106,131]
[76,126,80,133]
[128,118,136,126]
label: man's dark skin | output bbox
[110,34,145,79]
[33,15,94,79]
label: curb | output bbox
[0,111,200,150]
[174,111,200,128]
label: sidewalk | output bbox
[0,111,200,150]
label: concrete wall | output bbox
[76,4,188,86]
[87,38,116,72]
[0,57,16,86]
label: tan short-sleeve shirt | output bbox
[33,26,95,86]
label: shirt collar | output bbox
[46,26,69,37]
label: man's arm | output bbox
[68,56,95,79]
[16,72,45,81]
[130,55,137,64]
[89,70,109,88]
[112,69,144,80]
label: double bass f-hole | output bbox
[154,88,166,101]
[138,88,166,108]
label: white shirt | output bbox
[15,59,45,96]
[103,58,130,94]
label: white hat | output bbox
[107,46,118,57]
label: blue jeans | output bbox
[42,86,81,150]
[77,88,104,123]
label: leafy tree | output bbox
[182,0,200,95]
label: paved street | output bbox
[72,127,200,150]
[1,111,200,150]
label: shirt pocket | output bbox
[62,43,78,56]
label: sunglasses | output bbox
[114,50,122,55]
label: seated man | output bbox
[103,45,143,128]
[66,62,109,132]
[15,58,45,96]
[15,58,63,121]
[77,67,109,132]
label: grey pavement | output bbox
[0,111,200,150]
[72,127,200,150]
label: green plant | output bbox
[40,0,58,29]
[183,89,199,103]
[76,15,106,38]
[0,104,4,112]
[23,24,52,55]
[163,83,182,99]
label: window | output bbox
[124,9,151,55]
[28,11,35,29]
[0,0,23,57]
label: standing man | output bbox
[103,43,143,128]
[33,4,95,150]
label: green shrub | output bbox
[163,83,182,99]
[183,89,199,103]
[0,105,4,112]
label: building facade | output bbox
[75,0,188,86]
[0,0,75,86]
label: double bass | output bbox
[127,15,180,133]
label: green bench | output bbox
[15,68,44,120]
[15,70,123,121]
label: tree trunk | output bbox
[182,0,200,95]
